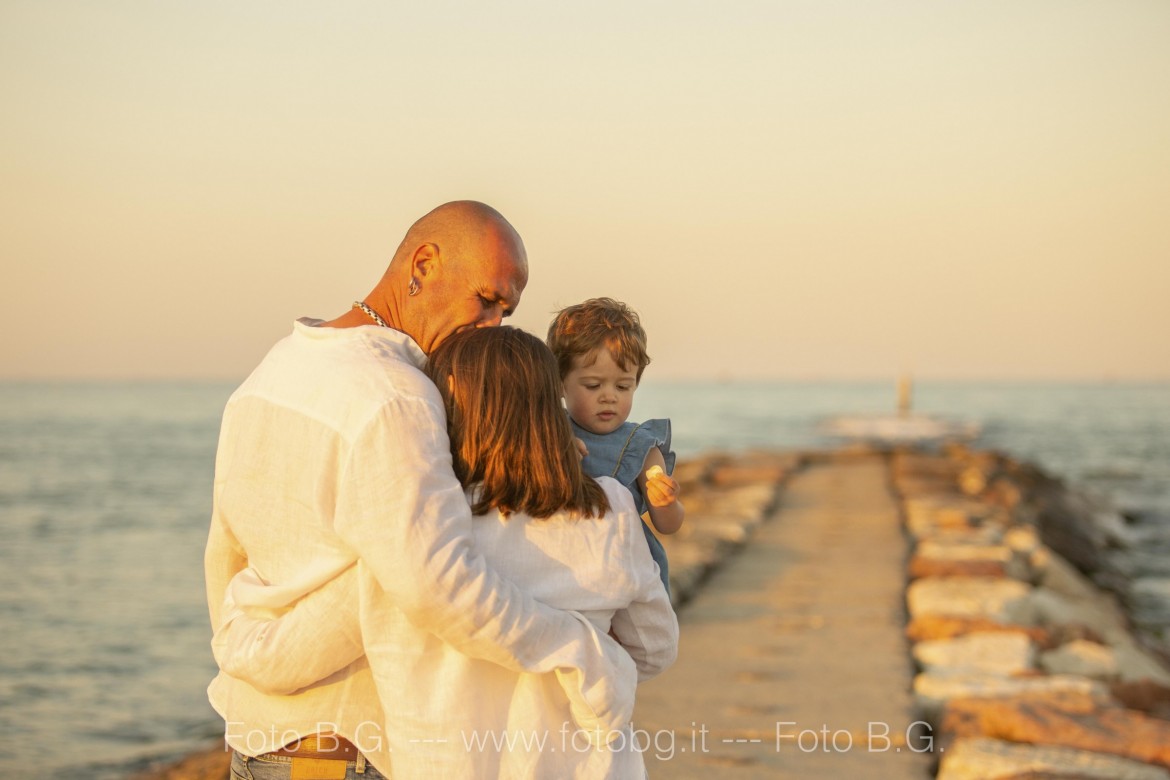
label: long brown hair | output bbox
[424,326,610,519]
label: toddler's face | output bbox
[562,348,637,436]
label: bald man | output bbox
[205,202,635,779]
[325,200,528,349]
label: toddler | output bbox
[547,298,684,594]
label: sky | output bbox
[2,1,1168,381]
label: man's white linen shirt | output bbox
[205,319,637,774]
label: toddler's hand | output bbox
[645,465,680,507]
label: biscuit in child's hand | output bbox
[646,465,665,481]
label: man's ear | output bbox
[411,243,439,279]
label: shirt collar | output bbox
[294,317,427,369]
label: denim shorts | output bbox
[230,749,389,780]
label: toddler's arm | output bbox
[638,447,685,535]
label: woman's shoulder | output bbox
[593,478,648,539]
[595,475,638,514]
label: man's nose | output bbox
[476,308,505,328]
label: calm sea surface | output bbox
[1,380,1168,777]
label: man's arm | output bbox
[211,567,363,695]
[335,396,635,735]
[205,499,247,633]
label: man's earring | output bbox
[408,277,420,297]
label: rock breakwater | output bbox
[893,446,1170,779]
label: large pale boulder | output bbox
[914,672,1107,723]
[1040,640,1119,680]
[906,615,1052,646]
[909,540,1030,581]
[907,576,1036,624]
[917,540,1013,563]
[913,632,1035,676]
[904,496,998,540]
[909,556,1011,580]
[940,691,1170,768]
[1031,561,1170,685]
[1034,555,1129,636]
[937,737,1170,780]
[924,526,1008,546]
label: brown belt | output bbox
[269,733,360,761]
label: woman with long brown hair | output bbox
[212,326,677,778]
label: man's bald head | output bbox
[392,201,527,278]
[360,201,529,353]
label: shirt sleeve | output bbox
[204,458,247,633]
[334,395,637,736]
[607,487,680,682]
[210,567,364,695]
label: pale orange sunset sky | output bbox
[2,1,1168,381]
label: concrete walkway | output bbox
[634,454,933,779]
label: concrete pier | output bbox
[634,453,933,778]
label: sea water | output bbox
[1,380,1167,777]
